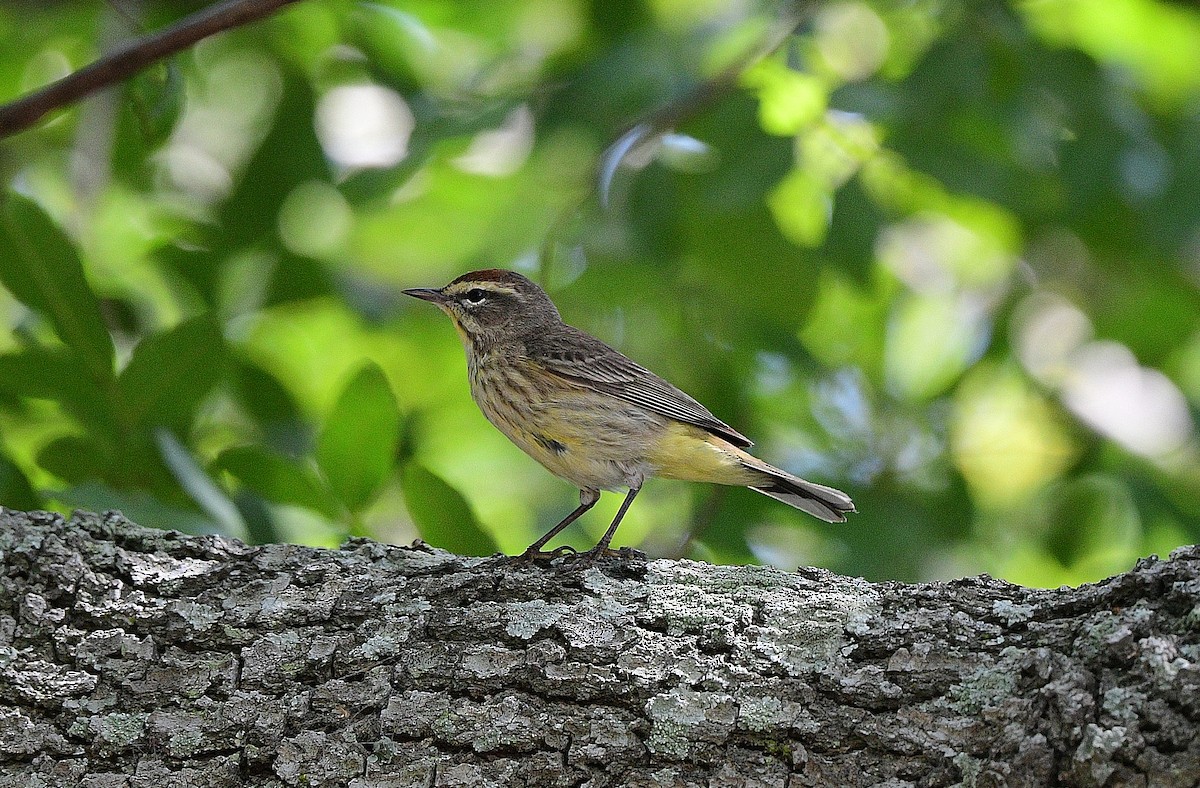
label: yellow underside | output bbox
[644,422,762,486]
[494,409,763,490]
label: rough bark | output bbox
[0,509,1197,787]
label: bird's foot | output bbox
[557,545,646,571]
[495,544,577,568]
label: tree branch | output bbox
[1,508,1197,785]
[0,0,303,139]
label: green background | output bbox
[1,0,1198,585]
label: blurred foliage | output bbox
[0,0,1197,585]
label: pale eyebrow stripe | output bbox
[446,283,519,297]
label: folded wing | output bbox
[526,326,753,448]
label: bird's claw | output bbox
[556,545,646,571]
[494,544,646,571]
[495,544,578,567]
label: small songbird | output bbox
[404,269,854,561]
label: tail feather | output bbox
[749,468,855,524]
[682,433,855,523]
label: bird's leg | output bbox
[572,486,642,566]
[506,489,599,563]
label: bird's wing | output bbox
[526,326,753,448]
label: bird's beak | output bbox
[403,287,449,304]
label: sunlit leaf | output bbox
[951,364,1075,508]
[402,463,498,556]
[768,168,831,247]
[884,293,983,401]
[316,364,401,512]
[744,59,828,136]
[798,269,890,372]
[0,194,115,386]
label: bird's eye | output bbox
[463,288,487,304]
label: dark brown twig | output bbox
[0,0,303,139]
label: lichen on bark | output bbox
[0,508,1197,786]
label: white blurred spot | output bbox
[599,123,652,208]
[159,143,234,203]
[878,215,1012,293]
[454,105,535,177]
[1017,292,1194,459]
[1062,342,1193,459]
[655,134,718,173]
[159,52,283,204]
[1015,292,1093,386]
[316,84,414,170]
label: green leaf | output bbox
[1042,475,1141,576]
[116,316,226,431]
[213,446,341,519]
[127,59,185,146]
[0,193,115,385]
[768,168,831,248]
[351,4,438,90]
[0,452,40,510]
[315,364,401,511]
[402,463,498,556]
[56,481,219,536]
[231,357,304,429]
[0,347,115,432]
[232,489,283,546]
[264,252,336,307]
[37,434,111,484]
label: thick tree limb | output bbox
[0,508,1197,786]
[0,0,302,138]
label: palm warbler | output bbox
[404,269,854,560]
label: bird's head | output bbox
[404,269,561,347]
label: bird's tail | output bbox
[654,430,855,523]
[747,464,855,523]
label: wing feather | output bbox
[526,327,753,448]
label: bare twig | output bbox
[0,0,303,139]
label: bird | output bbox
[403,269,854,562]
